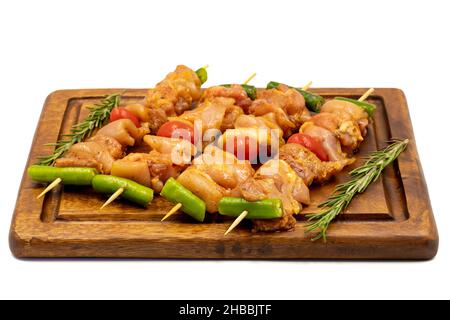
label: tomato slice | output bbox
[157,121,195,144]
[223,135,259,162]
[110,107,141,128]
[287,133,329,161]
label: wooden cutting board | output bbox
[9,88,439,259]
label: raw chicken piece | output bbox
[177,167,228,213]
[111,160,151,188]
[124,104,151,122]
[233,159,310,232]
[252,214,297,232]
[178,97,233,133]
[96,119,148,147]
[193,145,254,189]
[112,151,186,192]
[279,143,355,185]
[145,65,202,117]
[234,114,284,145]
[220,104,244,132]
[202,85,253,112]
[248,99,296,135]
[55,141,115,174]
[310,111,363,152]
[321,99,370,136]
[300,122,347,161]
[143,135,196,165]
[255,159,310,206]
[250,85,310,136]
[88,135,125,159]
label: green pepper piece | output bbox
[195,68,208,85]
[297,89,325,113]
[334,97,376,117]
[92,175,154,207]
[266,81,325,112]
[266,81,281,90]
[28,165,97,185]
[241,84,257,100]
[218,197,283,219]
[161,177,206,222]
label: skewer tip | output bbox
[37,178,62,199]
[243,73,257,85]
[161,203,183,221]
[301,81,313,91]
[224,211,249,236]
[358,88,375,102]
[100,187,125,210]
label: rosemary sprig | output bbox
[37,93,121,166]
[305,139,409,241]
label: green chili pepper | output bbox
[92,175,154,207]
[266,81,325,113]
[28,165,97,185]
[218,197,283,219]
[241,84,257,100]
[334,97,376,117]
[220,84,257,100]
[160,177,206,222]
[195,68,208,85]
[266,81,281,90]
[297,89,325,113]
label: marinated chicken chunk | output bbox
[112,151,185,192]
[310,111,363,152]
[193,145,254,189]
[279,143,355,185]
[300,122,348,161]
[220,104,244,132]
[55,119,147,174]
[202,85,253,112]
[177,167,228,213]
[248,85,310,136]
[178,97,234,134]
[55,139,116,174]
[145,65,202,117]
[88,135,125,159]
[96,119,148,147]
[143,135,196,165]
[321,99,370,136]
[232,159,310,232]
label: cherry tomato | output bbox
[224,135,259,162]
[110,107,141,128]
[157,121,195,144]
[287,133,329,161]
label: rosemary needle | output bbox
[305,139,409,242]
[37,93,121,166]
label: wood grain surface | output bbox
[9,88,439,259]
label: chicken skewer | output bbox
[35,94,122,198]
[223,88,374,235]
[161,72,258,220]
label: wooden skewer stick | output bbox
[37,178,62,199]
[224,210,249,236]
[161,203,182,222]
[243,73,256,85]
[100,187,125,210]
[358,88,375,102]
[301,81,313,91]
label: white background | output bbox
[0,0,449,300]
